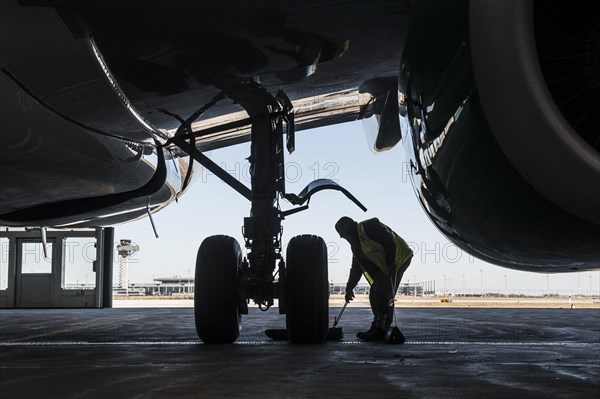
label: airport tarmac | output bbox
[0,307,598,398]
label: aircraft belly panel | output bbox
[1,0,156,143]
[0,71,157,215]
[52,0,412,138]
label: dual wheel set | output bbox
[194,234,329,344]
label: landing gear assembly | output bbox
[170,81,366,343]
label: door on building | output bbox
[15,239,55,308]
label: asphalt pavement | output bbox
[0,307,598,398]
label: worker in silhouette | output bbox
[335,216,413,341]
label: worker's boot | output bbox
[356,320,378,339]
[358,316,386,342]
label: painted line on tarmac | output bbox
[0,341,598,347]
[405,341,599,346]
[338,341,599,347]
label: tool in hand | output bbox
[325,300,348,341]
[385,274,405,344]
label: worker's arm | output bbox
[345,256,362,301]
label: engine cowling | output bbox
[470,0,599,226]
[398,0,600,272]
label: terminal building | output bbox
[329,281,432,297]
[119,280,431,297]
[118,276,195,296]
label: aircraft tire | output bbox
[285,235,329,343]
[194,235,241,344]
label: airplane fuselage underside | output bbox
[1,0,599,285]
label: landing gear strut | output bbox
[170,81,366,343]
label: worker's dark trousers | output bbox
[369,258,412,328]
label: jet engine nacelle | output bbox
[398,0,600,272]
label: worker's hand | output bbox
[344,288,354,302]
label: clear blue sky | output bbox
[116,120,599,296]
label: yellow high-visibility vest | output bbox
[357,219,413,284]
